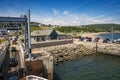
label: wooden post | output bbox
[96,42,97,52]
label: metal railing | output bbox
[0,42,9,66]
[26,75,48,80]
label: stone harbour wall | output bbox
[74,41,120,56]
[40,44,95,64]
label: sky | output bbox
[0,0,120,26]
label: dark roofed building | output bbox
[31,29,66,42]
[0,29,7,35]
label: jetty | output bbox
[74,41,120,56]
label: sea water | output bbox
[99,33,120,40]
[54,54,120,80]
[54,33,120,80]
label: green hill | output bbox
[30,22,120,33]
[30,22,49,32]
[54,24,120,33]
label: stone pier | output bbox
[74,41,120,56]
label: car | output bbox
[9,38,12,40]
[14,37,18,41]
[93,37,100,42]
[9,76,18,80]
[9,58,18,67]
[12,40,17,45]
[11,47,17,52]
[79,37,84,41]
[115,39,120,44]
[103,38,110,43]
[24,54,37,59]
[86,37,92,42]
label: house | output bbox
[31,22,42,27]
[31,29,66,42]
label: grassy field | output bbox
[0,39,7,44]
[31,26,49,32]
[54,24,120,33]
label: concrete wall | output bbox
[31,39,73,49]
[30,49,53,80]
[42,55,53,80]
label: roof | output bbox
[56,30,65,35]
[31,29,65,36]
[31,30,52,36]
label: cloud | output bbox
[24,10,120,25]
[43,18,53,22]
[1,9,118,26]
[52,8,59,15]
[63,11,69,15]
[73,21,77,24]
[33,13,117,26]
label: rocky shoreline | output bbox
[41,44,96,64]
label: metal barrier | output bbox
[0,42,10,80]
[0,42,9,70]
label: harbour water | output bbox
[54,33,120,80]
[99,33,120,40]
[54,54,120,80]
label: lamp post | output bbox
[27,10,31,60]
[111,26,114,42]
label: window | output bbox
[41,37,45,41]
[36,38,40,42]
